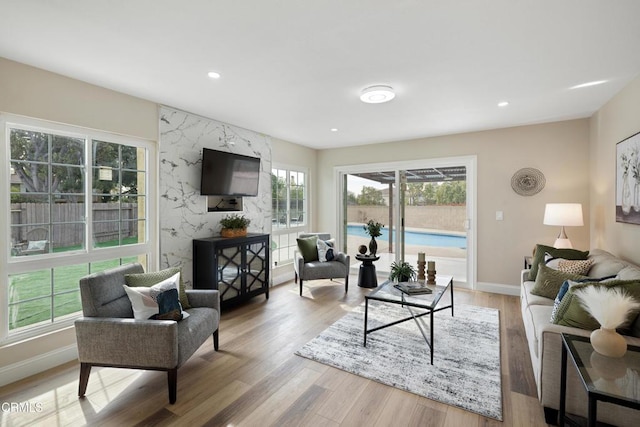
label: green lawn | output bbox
[9,238,142,330]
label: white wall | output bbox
[589,74,640,264]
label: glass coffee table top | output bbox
[563,334,640,405]
[367,276,453,310]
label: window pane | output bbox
[10,129,49,162]
[93,221,120,247]
[122,219,145,245]
[10,226,50,257]
[9,270,52,330]
[10,161,49,193]
[121,170,141,195]
[121,145,143,170]
[93,166,119,196]
[53,264,86,319]
[52,165,84,193]
[53,223,84,252]
[93,140,119,168]
[51,135,84,165]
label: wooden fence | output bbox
[10,203,138,247]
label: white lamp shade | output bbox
[543,203,583,226]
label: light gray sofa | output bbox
[294,232,350,296]
[521,249,640,425]
[75,263,220,403]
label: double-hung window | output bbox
[1,114,156,342]
[271,166,308,267]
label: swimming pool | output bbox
[347,225,466,249]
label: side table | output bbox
[559,333,640,426]
[355,254,380,288]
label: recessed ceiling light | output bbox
[331,128,338,132]
[360,85,395,104]
[570,80,607,90]
[207,71,221,79]
[497,101,509,107]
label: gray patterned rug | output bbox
[295,302,502,420]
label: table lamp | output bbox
[543,203,583,249]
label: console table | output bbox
[193,233,270,309]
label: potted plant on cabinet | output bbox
[219,214,251,238]
[363,219,383,256]
[389,261,416,283]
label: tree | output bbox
[357,186,385,205]
[435,181,466,204]
[346,191,357,205]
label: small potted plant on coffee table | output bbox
[389,261,417,283]
[219,214,251,238]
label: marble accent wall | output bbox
[159,106,272,288]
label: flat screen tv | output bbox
[200,148,260,196]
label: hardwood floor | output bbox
[0,277,551,426]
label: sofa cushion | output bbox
[125,267,191,309]
[522,281,555,307]
[587,250,628,278]
[617,265,640,281]
[528,244,589,281]
[553,279,640,330]
[531,264,588,299]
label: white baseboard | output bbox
[475,281,521,296]
[271,270,294,286]
[0,344,77,387]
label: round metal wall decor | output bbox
[511,168,545,196]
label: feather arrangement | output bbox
[575,286,640,329]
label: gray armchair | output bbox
[74,263,220,404]
[294,233,350,296]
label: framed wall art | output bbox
[616,131,640,224]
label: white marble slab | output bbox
[159,107,272,288]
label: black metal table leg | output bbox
[364,298,369,347]
[588,395,597,427]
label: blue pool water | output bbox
[347,225,466,249]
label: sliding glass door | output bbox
[340,157,474,287]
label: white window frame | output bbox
[0,113,158,344]
[271,163,309,267]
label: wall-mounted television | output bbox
[200,148,261,196]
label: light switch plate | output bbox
[496,211,504,221]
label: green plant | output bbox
[220,214,251,230]
[389,261,416,282]
[363,219,383,238]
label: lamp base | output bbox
[553,238,573,249]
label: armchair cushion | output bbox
[317,238,335,262]
[297,235,319,262]
[125,267,191,309]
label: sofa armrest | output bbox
[186,289,220,314]
[75,317,178,369]
[521,269,530,286]
[295,251,305,275]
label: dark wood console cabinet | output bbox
[193,233,270,309]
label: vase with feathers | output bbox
[575,287,640,357]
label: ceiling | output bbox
[1,1,640,150]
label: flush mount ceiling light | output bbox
[497,101,510,107]
[207,71,221,79]
[360,85,395,104]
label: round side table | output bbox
[355,254,380,288]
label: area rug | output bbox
[295,302,502,420]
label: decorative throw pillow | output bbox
[125,266,191,309]
[527,244,589,281]
[552,279,640,330]
[123,272,189,320]
[297,235,319,262]
[550,280,571,323]
[530,264,588,299]
[316,239,335,262]
[558,259,594,275]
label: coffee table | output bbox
[363,275,454,365]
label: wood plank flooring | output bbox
[0,277,551,426]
